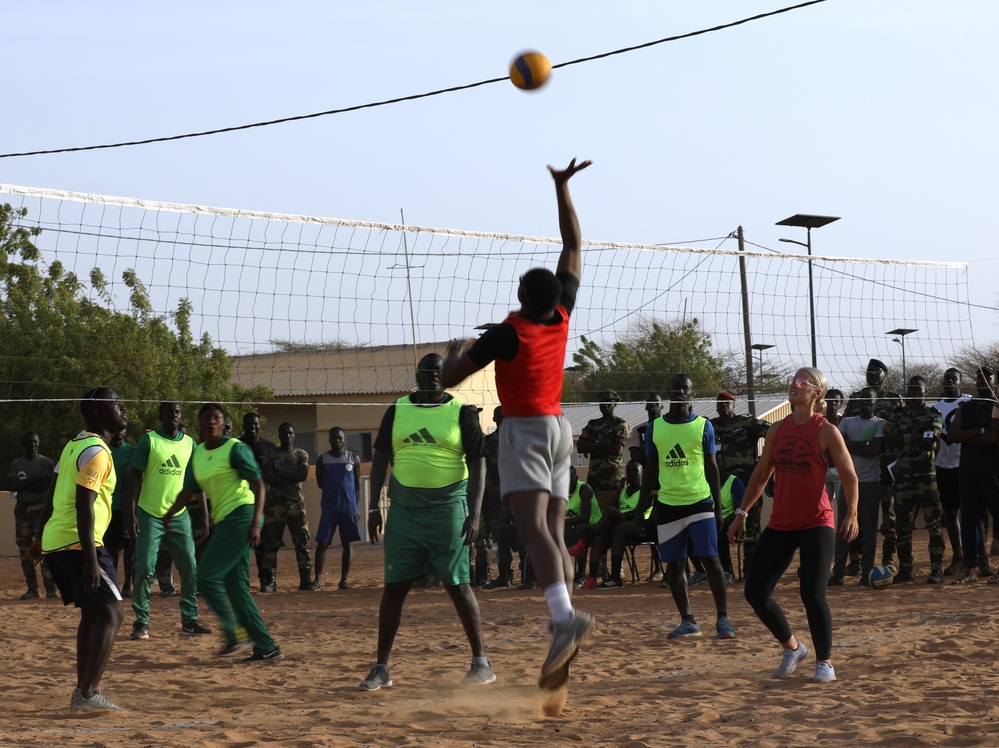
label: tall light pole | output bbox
[751,343,776,391]
[888,327,917,384]
[776,214,841,369]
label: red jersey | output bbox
[494,305,568,417]
[769,413,834,531]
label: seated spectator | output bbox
[564,466,601,588]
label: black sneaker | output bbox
[844,561,860,577]
[596,577,624,589]
[20,589,39,600]
[828,576,844,586]
[338,580,352,590]
[484,577,512,589]
[181,620,212,636]
[244,647,284,663]
[218,640,253,657]
[159,586,177,598]
[130,623,149,640]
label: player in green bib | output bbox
[125,402,209,640]
[164,403,282,661]
[36,387,128,712]
[359,353,492,691]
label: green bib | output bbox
[618,485,652,519]
[192,438,255,523]
[566,481,602,524]
[42,434,115,551]
[138,431,195,517]
[652,416,710,506]
[390,395,467,489]
[719,474,737,519]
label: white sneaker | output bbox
[813,661,837,682]
[772,643,809,679]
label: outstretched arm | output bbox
[549,158,591,282]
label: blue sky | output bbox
[3,1,997,382]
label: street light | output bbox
[776,214,841,369]
[887,327,917,383]
[751,343,776,392]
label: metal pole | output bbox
[807,227,817,369]
[902,338,907,384]
[738,226,757,417]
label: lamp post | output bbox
[887,328,917,384]
[776,214,841,369]
[751,343,776,392]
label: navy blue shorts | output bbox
[655,499,719,563]
[316,512,361,545]
[45,547,123,608]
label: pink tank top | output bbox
[769,413,834,531]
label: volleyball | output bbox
[509,50,552,91]
[869,565,895,590]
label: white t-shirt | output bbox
[934,394,972,470]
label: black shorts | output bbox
[45,547,123,608]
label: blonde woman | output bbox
[729,368,858,683]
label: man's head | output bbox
[517,267,562,318]
[493,406,503,427]
[243,412,261,442]
[625,459,643,486]
[942,367,962,398]
[976,365,997,399]
[223,417,233,436]
[866,359,888,388]
[857,386,877,419]
[200,403,228,442]
[329,426,346,453]
[826,388,844,419]
[415,353,444,398]
[159,401,181,432]
[716,391,735,420]
[278,422,295,450]
[668,374,694,404]
[645,391,663,421]
[80,387,127,437]
[598,389,620,417]
[906,376,926,404]
[21,432,39,459]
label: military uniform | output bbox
[711,415,769,567]
[259,446,314,576]
[8,454,56,597]
[578,414,630,496]
[475,429,504,584]
[845,389,903,565]
[884,403,944,577]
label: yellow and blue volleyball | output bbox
[509,50,552,91]
[869,565,895,589]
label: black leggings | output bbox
[744,525,835,661]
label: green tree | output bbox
[0,203,270,461]
[570,317,725,401]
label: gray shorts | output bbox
[498,415,572,500]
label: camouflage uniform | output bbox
[884,404,944,576]
[15,502,56,593]
[470,429,503,584]
[845,389,903,564]
[259,446,314,573]
[578,415,630,500]
[711,415,770,568]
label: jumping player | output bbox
[442,158,593,692]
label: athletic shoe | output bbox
[716,616,736,640]
[567,539,588,558]
[858,576,872,588]
[596,577,624,589]
[667,620,702,640]
[338,580,352,590]
[484,577,512,589]
[583,576,598,590]
[687,571,708,586]
[943,559,963,576]
[181,620,212,636]
[980,557,996,577]
[20,589,39,600]
[926,571,943,584]
[359,664,393,691]
[461,661,497,686]
[244,647,284,663]
[217,640,253,657]
[844,561,860,577]
[259,581,277,593]
[772,643,809,679]
[894,570,916,584]
[572,575,586,589]
[130,623,149,640]
[71,688,121,712]
[518,579,538,590]
[159,587,177,598]
[120,587,131,598]
[828,575,844,586]
[813,661,837,683]
[539,611,595,690]
[646,570,663,583]
[724,572,734,586]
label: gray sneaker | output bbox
[359,664,393,691]
[71,688,121,712]
[539,611,595,690]
[461,661,496,686]
[667,619,702,639]
[715,616,736,640]
[772,643,810,679]
[688,571,708,586]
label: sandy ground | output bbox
[3,530,999,747]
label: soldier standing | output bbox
[711,391,770,570]
[577,389,630,508]
[7,432,56,599]
[884,376,944,583]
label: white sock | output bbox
[544,583,574,624]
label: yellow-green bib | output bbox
[652,415,710,506]
[42,434,114,551]
[618,485,652,519]
[138,431,195,518]
[719,474,737,518]
[391,395,467,489]
[566,481,602,523]
[192,438,255,523]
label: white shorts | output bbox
[498,415,572,500]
